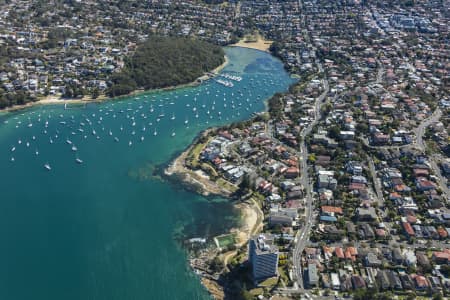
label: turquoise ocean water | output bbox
[0,47,294,300]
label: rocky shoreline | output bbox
[164,131,235,198]
[165,130,264,300]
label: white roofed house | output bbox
[307,263,319,287]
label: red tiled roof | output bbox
[321,206,343,215]
[348,247,358,256]
[413,168,429,177]
[376,229,386,237]
[414,275,428,288]
[395,184,409,192]
[433,252,450,261]
[335,247,344,259]
[403,222,415,236]
[389,192,402,200]
[437,227,448,238]
[349,183,366,191]
[406,215,417,224]
[286,167,299,174]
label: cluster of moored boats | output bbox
[214,78,234,87]
[5,72,285,172]
[221,73,242,82]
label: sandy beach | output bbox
[235,200,263,246]
[1,55,229,113]
[230,34,273,52]
[165,128,265,300]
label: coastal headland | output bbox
[165,127,264,245]
[165,127,265,299]
[165,129,235,197]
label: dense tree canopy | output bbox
[107,36,224,97]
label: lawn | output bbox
[258,277,278,288]
[249,288,264,296]
[189,142,206,160]
[278,266,290,284]
[217,178,238,193]
[214,233,237,249]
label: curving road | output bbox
[292,61,329,290]
[414,108,442,151]
[413,108,449,201]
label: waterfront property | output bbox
[249,234,279,283]
[0,47,293,300]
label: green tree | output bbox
[240,289,253,300]
[108,36,224,97]
[209,256,224,273]
[432,292,443,300]
[91,88,100,99]
[239,174,251,192]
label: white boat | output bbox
[76,158,83,164]
[129,141,132,146]
[26,142,30,147]
[10,157,14,162]
[153,129,157,136]
[114,137,119,142]
[11,146,15,152]
[72,145,77,151]
[66,139,72,145]
[215,78,234,87]
[35,149,39,155]
[221,73,242,82]
[44,163,51,171]
[171,132,176,137]
[140,136,144,142]
[171,113,175,120]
